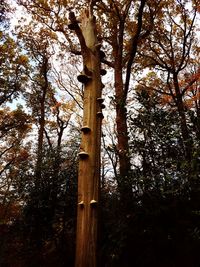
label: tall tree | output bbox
[68,1,104,265]
[0,105,31,231]
[137,0,199,179]
[17,0,161,207]
[0,1,28,106]
[95,0,154,204]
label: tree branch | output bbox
[124,0,146,100]
[68,11,89,61]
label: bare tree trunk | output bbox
[173,73,192,162]
[115,68,132,204]
[110,0,146,205]
[69,4,103,266]
[35,57,48,181]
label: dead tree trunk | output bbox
[68,3,105,267]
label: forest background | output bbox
[0,0,200,266]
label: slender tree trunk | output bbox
[35,57,49,180]
[34,57,49,256]
[192,96,200,141]
[114,43,132,205]
[115,73,132,202]
[173,73,192,162]
[111,0,147,204]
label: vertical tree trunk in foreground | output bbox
[69,3,104,266]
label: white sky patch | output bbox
[8,0,31,30]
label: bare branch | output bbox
[124,0,147,100]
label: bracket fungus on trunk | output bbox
[77,72,92,84]
[78,201,84,208]
[90,199,98,206]
[81,126,91,133]
[97,97,104,103]
[101,83,105,89]
[100,69,107,76]
[100,50,105,60]
[79,151,89,159]
[97,111,104,119]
